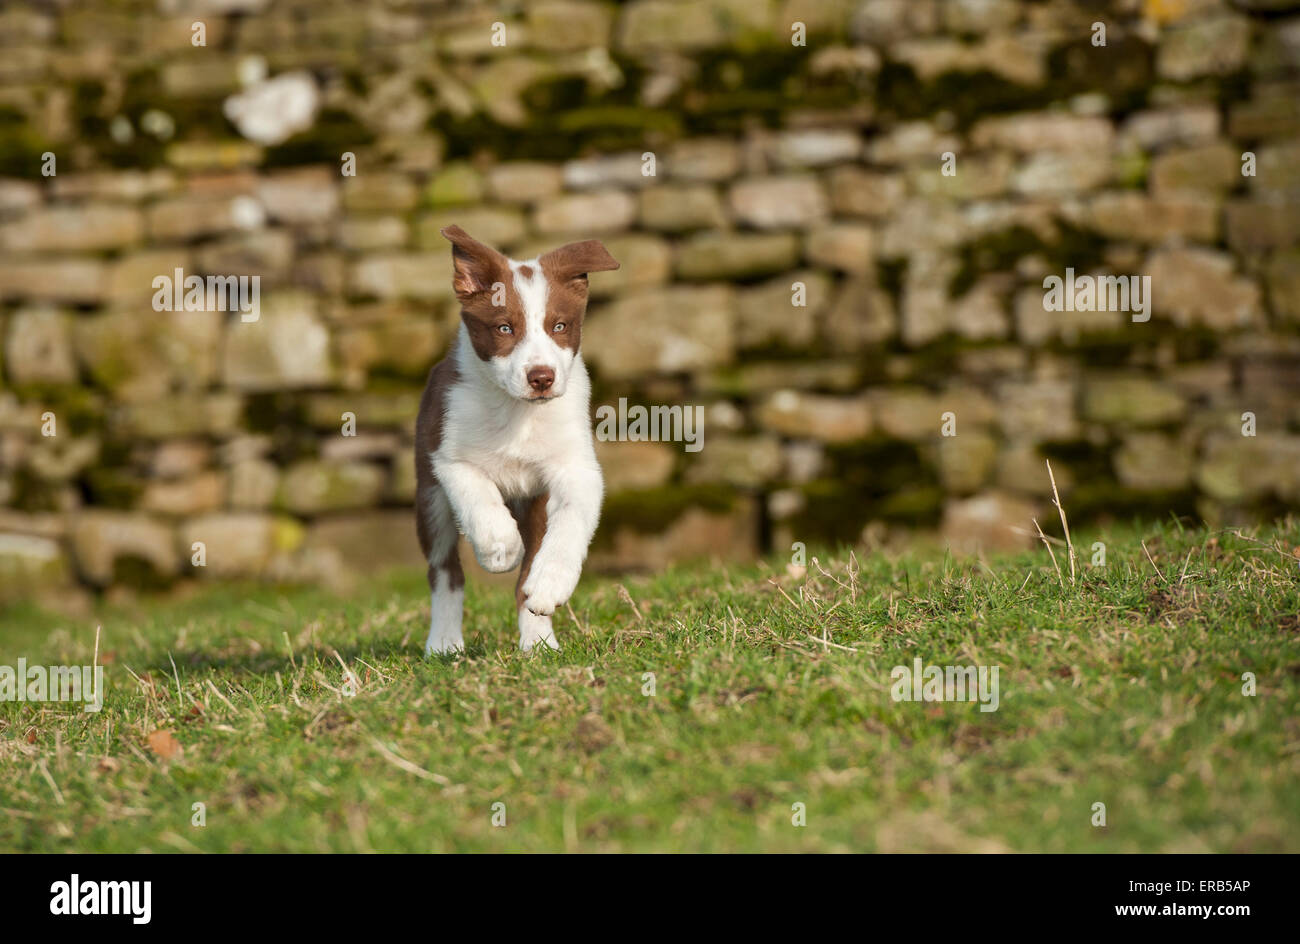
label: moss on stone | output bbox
[1113,146,1149,189]
[787,479,867,546]
[433,53,672,161]
[876,484,945,523]
[875,64,1044,130]
[432,43,860,159]
[600,484,735,537]
[1168,326,1223,363]
[68,73,182,169]
[875,32,1155,132]
[0,106,53,177]
[10,467,62,513]
[1045,34,1154,117]
[683,89,793,133]
[424,161,485,207]
[876,257,909,310]
[885,338,966,385]
[1049,324,1222,369]
[1039,439,1112,483]
[13,385,105,438]
[732,337,837,362]
[556,105,681,143]
[263,108,376,168]
[367,362,435,385]
[243,394,319,464]
[521,57,651,112]
[948,222,1108,298]
[272,516,306,554]
[111,554,173,592]
[687,47,861,132]
[786,438,942,545]
[83,467,144,510]
[1215,68,1254,111]
[1059,484,1198,524]
[1051,334,1137,369]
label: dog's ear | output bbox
[442,225,505,300]
[539,240,620,282]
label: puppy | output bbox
[415,225,619,654]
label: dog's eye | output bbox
[497,324,512,335]
[552,322,566,333]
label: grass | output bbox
[1,520,1298,853]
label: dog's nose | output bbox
[527,366,555,393]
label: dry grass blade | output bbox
[1222,527,1296,560]
[805,632,859,653]
[1142,540,1166,582]
[766,578,803,610]
[1046,459,1076,585]
[1034,517,1064,589]
[615,584,643,624]
[367,735,451,786]
[37,759,64,805]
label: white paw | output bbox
[519,608,559,652]
[424,630,464,657]
[472,512,524,573]
[522,558,581,616]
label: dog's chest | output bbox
[481,448,542,499]
[444,402,575,499]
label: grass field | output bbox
[2,520,1298,853]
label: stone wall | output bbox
[1,0,1298,600]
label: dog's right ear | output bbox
[442,225,504,300]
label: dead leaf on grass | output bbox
[147,729,183,760]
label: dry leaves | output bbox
[147,728,183,760]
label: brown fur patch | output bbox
[442,225,526,362]
[538,239,620,354]
[414,356,463,591]
[461,294,525,361]
[511,493,549,610]
[542,274,589,353]
[539,239,620,281]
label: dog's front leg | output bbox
[520,464,603,619]
[434,458,524,572]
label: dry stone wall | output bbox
[0,0,1298,599]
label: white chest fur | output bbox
[436,328,599,500]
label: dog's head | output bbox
[441,225,619,402]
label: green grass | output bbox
[2,520,1298,852]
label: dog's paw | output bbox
[472,513,524,573]
[522,558,581,616]
[424,630,464,657]
[519,608,559,652]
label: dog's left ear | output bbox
[539,240,620,281]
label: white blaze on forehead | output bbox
[493,255,574,398]
[509,258,549,335]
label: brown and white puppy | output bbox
[415,226,618,654]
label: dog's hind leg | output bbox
[418,483,465,656]
[512,493,558,651]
